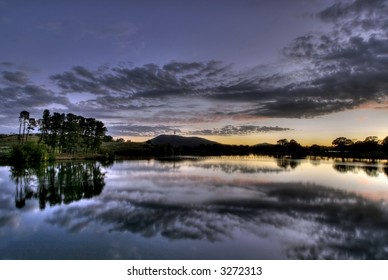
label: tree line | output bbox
[136,136,388,159]
[253,136,388,159]
[12,110,388,161]
[328,136,388,159]
[18,109,107,154]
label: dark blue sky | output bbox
[1,0,387,144]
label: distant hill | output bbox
[148,135,219,147]
[253,142,273,147]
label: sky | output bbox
[0,0,388,145]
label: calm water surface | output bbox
[1,156,388,259]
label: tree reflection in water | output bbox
[276,158,301,170]
[332,161,384,177]
[10,162,105,209]
[6,158,388,259]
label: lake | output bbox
[1,156,388,259]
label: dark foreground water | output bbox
[1,156,388,259]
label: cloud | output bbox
[2,71,28,85]
[162,61,204,73]
[107,123,291,137]
[109,124,181,137]
[269,0,388,117]
[50,8,388,121]
[191,161,287,174]
[0,69,72,121]
[3,0,388,134]
[0,85,70,111]
[318,0,387,23]
[51,60,231,98]
[188,125,292,136]
[51,67,105,95]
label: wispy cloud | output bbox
[50,60,231,98]
[108,124,181,137]
[187,125,292,136]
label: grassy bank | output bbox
[0,135,18,160]
[0,134,111,165]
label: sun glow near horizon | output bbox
[116,107,388,147]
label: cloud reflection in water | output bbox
[46,159,388,259]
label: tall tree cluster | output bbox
[18,110,37,145]
[19,109,107,153]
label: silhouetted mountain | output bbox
[253,142,273,147]
[148,135,219,147]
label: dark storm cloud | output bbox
[188,125,292,136]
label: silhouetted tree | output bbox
[25,118,36,143]
[332,137,354,157]
[36,110,107,154]
[361,136,380,159]
[332,137,354,149]
[39,109,51,144]
[309,144,322,156]
[18,110,30,144]
[277,139,289,146]
[382,136,388,155]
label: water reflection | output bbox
[192,162,285,174]
[191,157,302,173]
[49,180,388,259]
[46,159,388,259]
[10,162,105,209]
[332,161,385,177]
[2,157,388,259]
[276,157,301,170]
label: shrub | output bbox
[10,142,53,165]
